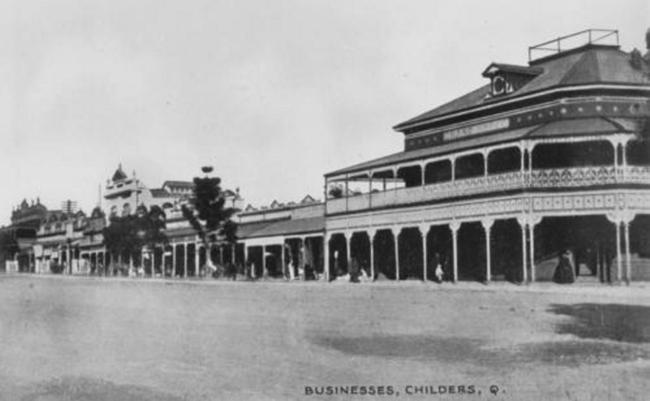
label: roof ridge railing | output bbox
[528,29,619,62]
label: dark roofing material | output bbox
[528,117,625,138]
[237,220,278,238]
[150,188,171,198]
[482,63,544,77]
[239,217,324,239]
[326,125,538,177]
[163,180,194,189]
[327,116,628,177]
[112,166,127,182]
[396,45,650,130]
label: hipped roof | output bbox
[327,117,629,177]
[395,45,650,131]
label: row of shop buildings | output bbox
[2,28,650,284]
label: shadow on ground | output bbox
[549,303,650,343]
[312,303,650,367]
[312,334,650,367]
[313,336,489,363]
[18,377,183,401]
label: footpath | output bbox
[3,272,650,301]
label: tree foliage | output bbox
[182,175,237,246]
[102,205,167,264]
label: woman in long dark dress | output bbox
[553,249,576,284]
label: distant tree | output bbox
[181,166,238,273]
[0,230,19,267]
[102,205,167,274]
[133,205,167,253]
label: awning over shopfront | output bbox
[236,217,324,248]
[241,216,324,240]
[236,220,277,239]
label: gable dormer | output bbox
[482,63,543,97]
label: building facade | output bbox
[33,209,88,274]
[323,29,650,284]
[0,199,45,272]
[5,29,650,285]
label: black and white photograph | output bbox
[1,1,649,400]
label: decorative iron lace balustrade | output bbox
[530,166,617,188]
[624,165,650,185]
[326,166,650,214]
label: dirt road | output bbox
[0,275,649,400]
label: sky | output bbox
[1,0,648,225]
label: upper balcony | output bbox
[325,135,650,215]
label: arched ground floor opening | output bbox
[491,219,523,283]
[173,244,186,277]
[328,234,348,279]
[533,215,615,283]
[629,214,650,281]
[426,225,453,282]
[457,222,486,282]
[374,229,397,280]
[305,236,324,279]
[398,227,423,280]
[264,244,284,278]
[234,243,245,271]
[152,247,162,276]
[350,232,370,278]
[285,238,303,279]
[247,246,264,278]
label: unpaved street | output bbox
[1,275,649,400]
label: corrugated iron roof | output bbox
[395,46,650,130]
[528,117,625,138]
[327,116,630,177]
[150,188,171,198]
[326,125,539,177]
[163,180,194,189]
[237,220,278,238]
[240,217,324,239]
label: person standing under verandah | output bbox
[553,249,576,284]
[434,253,444,283]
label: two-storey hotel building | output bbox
[323,29,650,284]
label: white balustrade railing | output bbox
[326,165,650,214]
[347,193,371,210]
[326,197,346,214]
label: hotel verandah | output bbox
[3,29,650,285]
[322,29,650,284]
